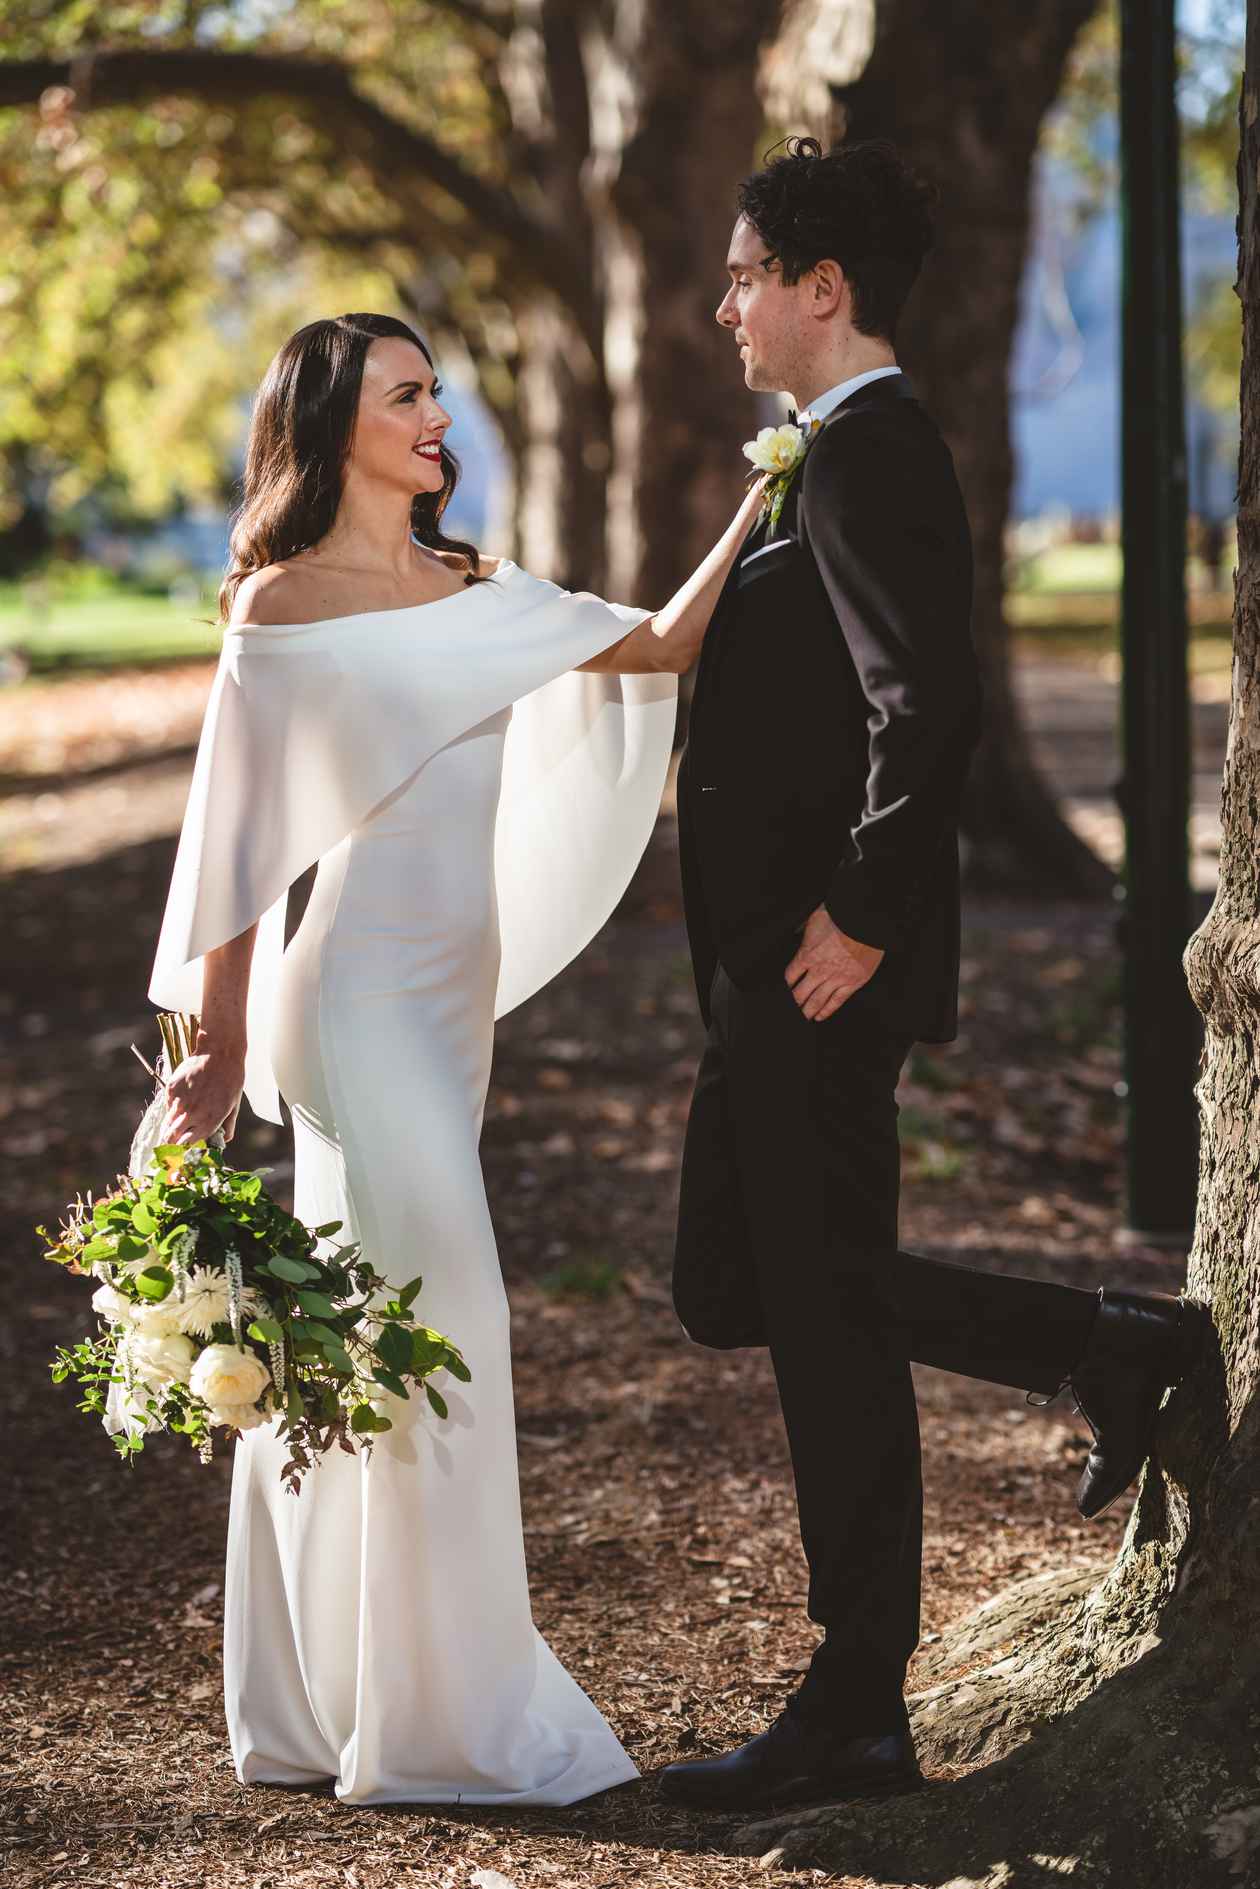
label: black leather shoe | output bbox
[657,1709,922,1812]
[1057,1287,1207,1518]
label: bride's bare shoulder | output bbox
[230,562,327,628]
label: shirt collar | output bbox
[795,365,902,429]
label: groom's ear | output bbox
[809,258,848,319]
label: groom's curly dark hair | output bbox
[736,137,936,343]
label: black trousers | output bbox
[672,962,1100,1733]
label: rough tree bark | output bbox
[835,0,1114,896]
[731,25,1260,1885]
[603,0,782,605]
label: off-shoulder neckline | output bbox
[231,559,519,631]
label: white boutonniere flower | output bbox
[742,418,823,531]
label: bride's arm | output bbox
[159,924,258,1146]
[576,476,769,675]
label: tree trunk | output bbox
[731,23,1260,1884]
[500,0,615,589]
[603,0,781,608]
[836,0,1114,897]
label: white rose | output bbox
[129,1298,184,1339]
[207,1400,270,1433]
[91,1282,134,1326]
[130,1330,196,1389]
[742,423,805,475]
[189,1342,271,1411]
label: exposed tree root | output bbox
[733,1562,1260,1887]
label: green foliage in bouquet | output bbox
[40,1140,471,1494]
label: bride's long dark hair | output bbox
[218,313,485,623]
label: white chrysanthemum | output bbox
[174,1265,259,1341]
[742,423,806,475]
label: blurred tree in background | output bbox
[0,0,787,604]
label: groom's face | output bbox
[716,215,811,394]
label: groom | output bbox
[660,137,1202,1810]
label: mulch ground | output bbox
[0,666,1195,1889]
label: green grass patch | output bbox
[538,1255,624,1301]
[1013,542,1123,595]
[906,1140,967,1183]
[0,576,222,672]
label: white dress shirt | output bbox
[795,364,902,428]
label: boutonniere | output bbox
[742,419,822,532]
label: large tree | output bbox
[830,0,1112,893]
[731,17,1260,1882]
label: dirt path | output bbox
[0,661,1203,1889]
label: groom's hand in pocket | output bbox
[785,905,884,1021]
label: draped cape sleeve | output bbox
[148,561,677,1124]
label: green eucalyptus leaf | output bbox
[370,1368,409,1400]
[443,1354,472,1384]
[375,1323,413,1374]
[266,1255,321,1284]
[246,1316,284,1344]
[134,1265,174,1301]
[293,1290,338,1318]
[130,1202,156,1236]
[410,1330,444,1372]
[291,1318,342,1346]
[398,1275,424,1310]
[350,1402,378,1434]
[425,1384,449,1420]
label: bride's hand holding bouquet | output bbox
[39,1015,469,1494]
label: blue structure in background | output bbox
[1011,163,1238,522]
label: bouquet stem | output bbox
[158,1012,201,1073]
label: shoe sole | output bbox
[1080,1296,1208,1518]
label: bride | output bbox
[147,312,766,1806]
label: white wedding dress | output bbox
[147,559,677,1804]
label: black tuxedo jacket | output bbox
[677,373,982,1043]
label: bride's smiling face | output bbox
[349,336,453,497]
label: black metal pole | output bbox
[1118,0,1200,1238]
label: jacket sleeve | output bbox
[797,412,981,953]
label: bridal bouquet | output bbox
[40,1018,470,1493]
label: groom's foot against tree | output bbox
[1039,1286,1207,1518]
[657,1705,922,1812]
